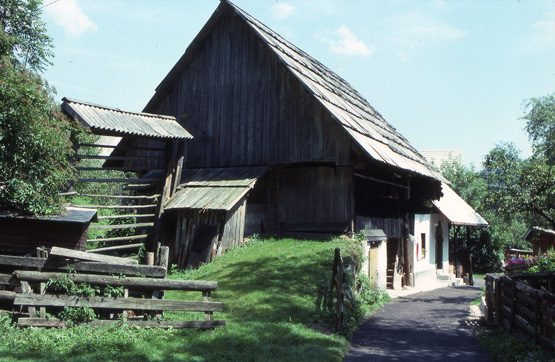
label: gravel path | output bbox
[343,285,492,362]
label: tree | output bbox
[0,0,53,73]
[0,0,81,215]
[523,93,555,165]
[482,143,555,230]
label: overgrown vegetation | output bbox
[0,237,389,361]
[0,0,83,215]
[437,92,555,273]
[478,329,554,362]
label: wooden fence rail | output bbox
[485,274,555,351]
[0,246,225,330]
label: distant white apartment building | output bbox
[420,149,464,169]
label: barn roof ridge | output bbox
[145,0,444,181]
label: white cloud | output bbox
[383,13,465,60]
[320,25,372,56]
[44,0,97,38]
[272,3,295,20]
[389,13,465,41]
[526,11,555,50]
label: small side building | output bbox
[524,227,555,255]
[0,207,97,254]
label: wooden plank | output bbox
[77,204,156,209]
[0,273,19,286]
[89,222,154,230]
[18,318,225,329]
[76,167,163,172]
[78,143,166,152]
[88,234,149,244]
[0,290,16,300]
[14,294,223,312]
[76,155,166,160]
[97,214,154,220]
[0,255,165,277]
[86,243,144,253]
[77,178,159,183]
[14,271,218,291]
[50,246,138,265]
[78,194,160,200]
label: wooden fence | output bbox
[0,246,224,329]
[485,274,555,351]
[331,248,345,332]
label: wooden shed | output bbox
[113,1,446,284]
[524,227,555,255]
[0,207,97,254]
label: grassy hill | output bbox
[0,237,370,361]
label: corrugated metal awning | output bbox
[62,97,192,140]
[165,166,270,211]
[433,183,488,227]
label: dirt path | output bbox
[343,285,491,362]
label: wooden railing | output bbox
[485,274,555,351]
[0,247,225,329]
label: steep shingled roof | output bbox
[145,0,443,181]
[63,97,192,140]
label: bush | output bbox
[0,59,82,215]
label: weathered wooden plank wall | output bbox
[0,218,88,254]
[276,166,352,230]
[172,200,247,268]
[151,11,352,168]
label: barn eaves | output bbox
[62,97,192,140]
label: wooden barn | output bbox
[113,0,447,287]
[524,227,555,256]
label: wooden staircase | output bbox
[386,238,403,289]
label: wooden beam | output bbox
[88,234,149,243]
[89,222,154,230]
[77,178,159,183]
[76,155,166,160]
[14,294,223,312]
[0,255,165,277]
[77,194,160,200]
[17,318,225,329]
[0,290,16,300]
[14,271,218,291]
[0,273,19,286]
[50,247,138,265]
[78,144,166,152]
[77,204,156,209]
[97,214,154,220]
[86,243,144,253]
[76,167,163,172]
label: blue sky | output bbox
[41,0,555,168]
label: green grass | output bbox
[0,237,365,361]
[478,328,555,362]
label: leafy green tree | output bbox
[523,93,555,165]
[482,143,555,230]
[0,0,53,73]
[0,0,81,215]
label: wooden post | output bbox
[40,282,46,318]
[485,275,494,325]
[403,186,412,287]
[146,252,154,266]
[509,277,516,333]
[495,276,502,327]
[466,226,474,286]
[534,290,540,344]
[20,281,36,318]
[159,246,169,272]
